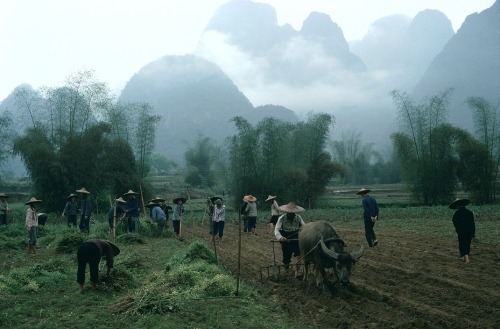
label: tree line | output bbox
[1,70,160,211]
[1,69,498,208]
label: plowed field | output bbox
[181,220,500,328]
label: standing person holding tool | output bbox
[274,202,305,272]
[107,197,127,232]
[449,198,476,263]
[76,187,92,233]
[25,197,42,255]
[122,189,140,233]
[244,195,258,236]
[172,196,186,239]
[62,193,78,228]
[76,239,120,293]
[266,195,280,236]
[357,187,379,248]
[0,193,11,225]
[211,199,225,244]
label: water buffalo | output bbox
[299,220,364,288]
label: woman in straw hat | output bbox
[25,197,42,254]
[265,195,280,236]
[62,193,78,228]
[449,198,476,263]
[274,202,306,271]
[244,195,258,235]
[77,239,120,293]
[76,187,92,233]
[0,193,11,225]
[357,188,379,248]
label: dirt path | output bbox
[180,220,500,328]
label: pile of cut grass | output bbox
[111,241,237,315]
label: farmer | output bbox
[107,197,127,231]
[152,196,170,228]
[147,201,167,236]
[0,193,10,225]
[240,197,249,233]
[122,189,140,233]
[211,199,225,244]
[244,195,258,235]
[172,197,186,238]
[62,193,78,227]
[25,197,42,254]
[357,188,379,248]
[76,239,120,293]
[207,196,222,234]
[274,202,305,271]
[449,198,476,263]
[76,187,92,233]
[265,195,280,236]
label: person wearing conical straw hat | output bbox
[244,195,258,235]
[449,198,475,263]
[25,197,42,255]
[0,193,11,225]
[265,195,280,236]
[62,193,78,228]
[274,202,306,272]
[76,187,92,233]
[211,199,225,244]
[122,189,140,233]
[77,239,120,293]
[147,200,167,237]
[107,197,127,231]
[357,188,379,248]
[172,197,186,239]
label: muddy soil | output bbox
[180,220,500,329]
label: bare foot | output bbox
[464,255,470,263]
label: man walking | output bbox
[357,188,379,247]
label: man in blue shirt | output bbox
[357,188,379,248]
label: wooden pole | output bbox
[113,203,117,243]
[139,185,147,217]
[185,186,193,222]
[236,203,242,296]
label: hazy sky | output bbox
[0,0,495,102]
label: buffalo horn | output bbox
[351,242,365,261]
[320,235,339,260]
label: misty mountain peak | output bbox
[300,11,348,53]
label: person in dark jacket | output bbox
[62,193,78,227]
[77,239,120,293]
[122,189,140,233]
[357,188,379,248]
[76,187,92,233]
[449,198,476,263]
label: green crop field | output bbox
[1,184,499,328]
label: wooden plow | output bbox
[259,239,303,280]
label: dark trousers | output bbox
[457,235,472,256]
[364,219,377,247]
[0,214,6,225]
[281,239,300,266]
[172,220,180,235]
[67,215,77,227]
[77,242,101,284]
[212,221,225,237]
[79,215,90,232]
